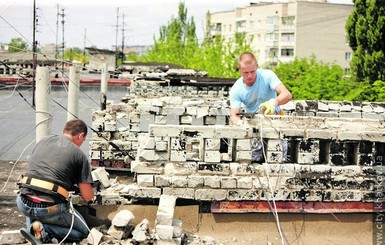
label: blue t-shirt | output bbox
[229,69,281,113]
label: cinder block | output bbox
[198,163,230,175]
[204,176,221,188]
[137,174,154,187]
[195,189,227,201]
[228,189,260,201]
[163,188,195,199]
[0,230,25,245]
[187,176,204,188]
[204,151,221,162]
[221,177,237,188]
[205,139,221,151]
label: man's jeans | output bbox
[16,194,89,242]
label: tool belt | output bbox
[19,176,69,200]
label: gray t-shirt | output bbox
[24,134,93,192]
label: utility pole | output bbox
[121,13,125,64]
[55,4,59,60]
[32,0,37,107]
[60,8,65,76]
[83,28,86,66]
[115,7,119,69]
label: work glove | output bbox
[259,98,278,115]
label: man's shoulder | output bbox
[258,68,275,75]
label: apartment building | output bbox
[209,0,354,71]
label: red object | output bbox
[211,201,383,213]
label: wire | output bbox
[0,138,35,193]
[58,193,93,245]
[257,114,288,245]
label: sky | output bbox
[0,0,353,51]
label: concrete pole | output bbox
[67,65,80,121]
[100,62,108,110]
[35,66,51,143]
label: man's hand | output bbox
[259,98,278,115]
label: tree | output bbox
[8,38,28,52]
[273,55,352,101]
[142,2,198,67]
[63,47,88,65]
[346,0,385,83]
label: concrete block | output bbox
[221,177,237,188]
[229,162,256,175]
[164,162,197,176]
[155,115,167,124]
[120,184,162,199]
[150,125,182,137]
[236,139,252,151]
[163,188,195,199]
[112,209,135,227]
[104,121,117,131]
[0,230,25,245]
[204,116,217,125]
[131,161,164,174]
[155,141,168,152]
[137,149,169,161]
[180,115,192,124]
[195,189,227,201]
[236,151,252,161]
[87,228,103,245]
[166,114,180,125]
[204,151,221,162]
[170,150,187,162]
[162,106,186,115]
[215,115,227,125]
[228,189,260,201]
[266,151,283,163]
[156,224,174,240]
[92,167,110,188]
[138,134,155,149]
[187,176,204,188]
[205,139,221,151]
[140,114,155,132]
[237,177,253,189]
[155,175,172,187]
[171,176,188,188]
[137,174,154,187]
[204,176,221,188]
[198,163,231,175]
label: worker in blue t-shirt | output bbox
[229,52,292,125]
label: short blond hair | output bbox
[238,52,257,69]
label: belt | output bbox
[21,176,69,200]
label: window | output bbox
[266,16,279,25]
[281,49,294,57]
[282,16,295,25]
[281,33,294,42]
[345,52,352,61]
[236,20,246,28]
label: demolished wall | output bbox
[90,78,385,206]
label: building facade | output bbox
[209,0,354,71]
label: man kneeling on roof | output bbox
[16,119,94,245]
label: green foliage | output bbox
[141,2,199,68]
[346,0,385,83]
[273,55,385,102]
[140,3,254,78]
[8,38,28,52]
[63,48,89,64]
[274,56,351,101]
